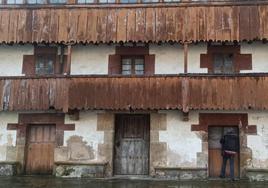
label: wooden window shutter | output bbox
[108,55,121,75]
[22,55,35,75]
[234,54,252,71]
[55,55,68,74]
[200,54,213,73]
[144,54,155,75]
[62,55,68,74]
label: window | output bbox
[6,0,23,4]
[122,56,145,75]
[200,45,252,74]
[120,0,138,3]
[27,0,66,4]
[108,46,155,76]
[34,47,57,75]
[35,55,55,75]
[213,53,234,74]
[22,46,68,76]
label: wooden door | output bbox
[25,124,56,175]
[208,127,239,178]
[114,114,150,175]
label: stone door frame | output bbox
[191,113,257,178]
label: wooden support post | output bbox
[182,77,189,113]
[66,44,72,75]
[184,42,189,74]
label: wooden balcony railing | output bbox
[1,74,268,112]
[0,2,268,43]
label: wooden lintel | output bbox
[182,111,189,122]
[68,109,80,121]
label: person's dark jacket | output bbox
[220,133,239,155]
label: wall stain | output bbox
[66,136,95,161]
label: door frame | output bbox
[113,113,150,176]
[7,113,75,175]
[208,125,240,178]
[191,113,257,178]
[24,123,56,175]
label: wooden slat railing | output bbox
[1,74,268,112]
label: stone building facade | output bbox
[0,0,268,181]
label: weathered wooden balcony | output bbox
[1,74,268,112]
[0,1,268,43]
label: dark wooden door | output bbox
[25,124,56,175]
[114,114,150,175]
[208,127,239,178]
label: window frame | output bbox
[121,55,145,75]
[200,45,252,74]
[34,46,58,75]
[212,52,235,74]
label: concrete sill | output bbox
[154,167,207,171]
[246,168,268,173]
[0,161,19,165]
[54,161,108,166]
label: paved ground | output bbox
[0,176,267,188]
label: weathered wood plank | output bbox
[0,5,267,43]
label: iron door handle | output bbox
[116,141,120,147]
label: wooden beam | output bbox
[184,42,189,74]
[182,77,189,113]
[65,44,72,75]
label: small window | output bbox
[122,56,144,75]
[77,0,94,3]
[6,0,23,4]
[34,47,57,75]
[120,0,138,3]
[35,55,55,75]
[213,53,234,74]
[50,0,66,3]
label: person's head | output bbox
[226,128,236,135]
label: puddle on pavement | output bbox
[0,177,267,188]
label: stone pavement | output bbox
[0,176,267,188]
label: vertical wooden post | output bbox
[184,42,188,74]
[66,44,72,75]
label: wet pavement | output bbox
[0,176,267,188]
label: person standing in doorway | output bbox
[219,129,239,180]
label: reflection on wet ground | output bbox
[0,176,267,188]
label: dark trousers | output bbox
[220,154,235,179]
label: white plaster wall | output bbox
[0,112,18,161]
[247,112,268,168]
[188,43,208,73]
[150,44,184,74]
[150,43,208,74]
[71,45,115,75]
[64,111,104,161]
[158,110,202,167]
[241,42,268,73]
[0,44,33,76]
[158,110,268,169]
